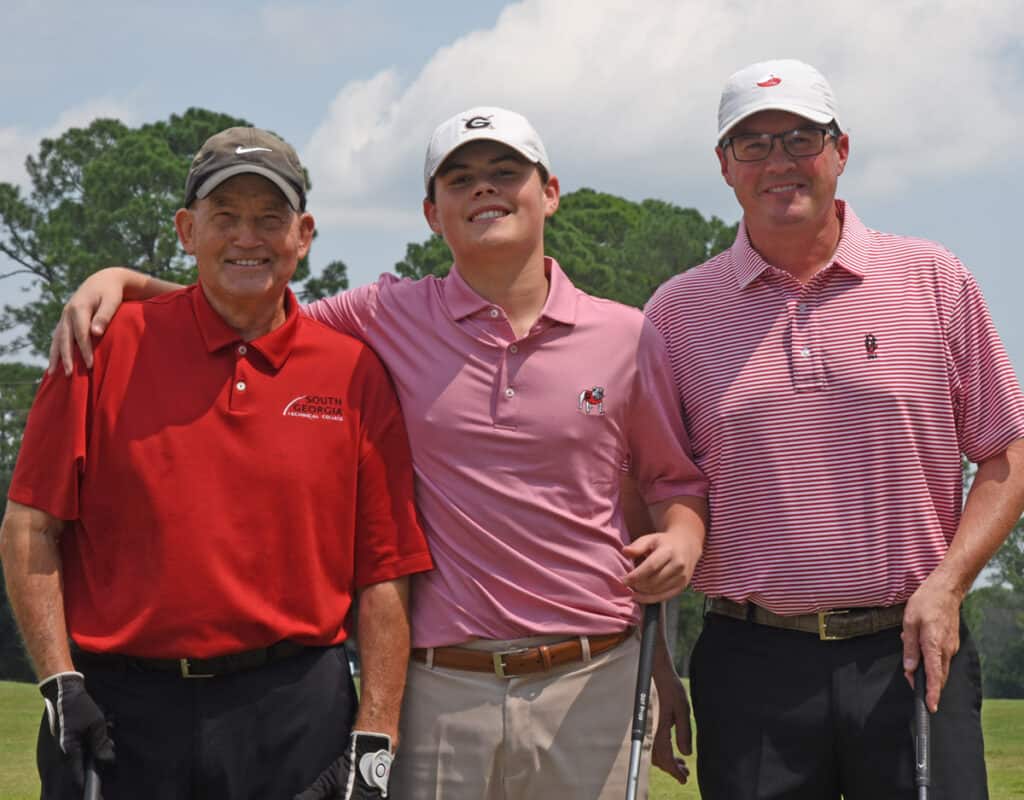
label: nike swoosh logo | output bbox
[235,146,272,154]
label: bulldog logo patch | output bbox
[578,386,606,415]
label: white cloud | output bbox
[302,0,1024,232]
[45,98,139,139]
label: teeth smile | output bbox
[472,209,508,221]
[229,259,264,265]
[766,184,799,193]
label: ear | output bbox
[542,174,560,218]
[174,208,196,254]
[834,133,850,176]
[716,146,734,188]
[296,212,316,259]
[423,197,443,235]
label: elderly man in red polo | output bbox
[1,127,432,799]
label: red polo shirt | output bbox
[645,201,1024,614]
[10,285,432,658]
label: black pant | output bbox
[38,645,356,800]
[690,614,987,800]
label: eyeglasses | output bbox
[721,127,838,162]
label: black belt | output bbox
[706,597,906,641]
[72,640,310,678]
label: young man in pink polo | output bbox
[49,108,707,800]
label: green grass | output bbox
[2,680,1021,799]
[0,681,39,800]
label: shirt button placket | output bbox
[231,345,249,411]
[792,290,823,391]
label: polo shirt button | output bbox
[504,387,515,398]
[236,381,247,391]
[489,308,500,318]
[801,347,811,358]
[798,303,809,313]
[238,344,248,355]
[509,344,519,354]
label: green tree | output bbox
[395,234,452,281]
[669,590,705,677]
[963,584,1024,697]
[394,188,738,305]
[0,109,329,359]
[0,362,43,681]
[297,259,349,302]
[990,520,1023,594]
[0,363,43,499]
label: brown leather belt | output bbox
[412,630,632,678]
[71,640,310,679]
[706,597,906,641]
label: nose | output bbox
[764,136,795,167]
[233,218,263,247]
[472,177,497,197]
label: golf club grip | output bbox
[84,758,101,800]
[914,663,930,793]
[630,603,661,742]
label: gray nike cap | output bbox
[184,127,307,210]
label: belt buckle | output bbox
[492,647,530,679]
[817,609,850,641]
[179,658,215,679]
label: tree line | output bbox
[0,110,1020,696]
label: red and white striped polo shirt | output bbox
[645,201,1024,614]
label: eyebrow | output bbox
[437,153,525,178]
[208,193,291,213]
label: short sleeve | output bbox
[349,347,433,587]
[626,318,708,504]
[946,271,1024,462]
[8,361,90,520]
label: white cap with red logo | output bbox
[717,59,840,141]
[424,106,550,192]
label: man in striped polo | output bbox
[645,59,1024,798]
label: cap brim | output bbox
[425,135,545,192]
[194,165,302,210]
[718,103,835,141]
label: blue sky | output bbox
[2,0,1023,377]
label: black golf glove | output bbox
[38,671,115,789]
[294,731,393,800]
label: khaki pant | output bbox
[391,632,656,800]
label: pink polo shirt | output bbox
[307,259,706,646]
[645,201,1024,615]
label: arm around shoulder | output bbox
[49,267,185,375]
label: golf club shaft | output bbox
[625,602,661,800]
[84,756,101,800]
[914,662,930,800]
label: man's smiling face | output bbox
[716,109,848,235]
[175,173,314,311]
[423,139,559,263]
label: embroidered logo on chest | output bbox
[282,394,345,422]
[577,386,606,415]
[864,334,879,360]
